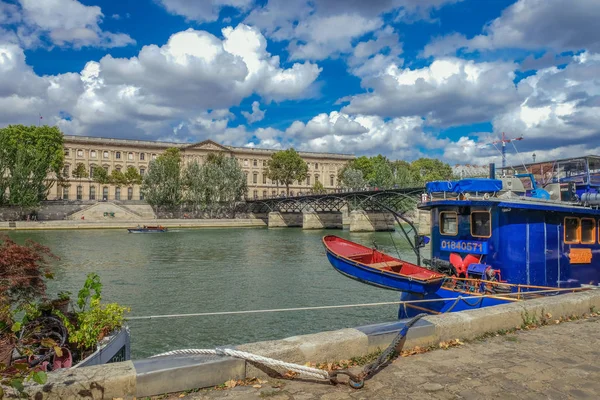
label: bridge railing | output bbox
[245,185,423,201]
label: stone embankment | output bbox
[0,218,267,230]
[21,289,600,399]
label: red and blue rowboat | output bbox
[323,236,445,295]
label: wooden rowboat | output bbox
[322,235,445,294]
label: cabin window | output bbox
[581,218,595,244]
[471,211,491,238]
[439,212,458,236]
[564,217,580,244]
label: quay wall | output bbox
[23,289,600,399]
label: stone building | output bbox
[53,135,355,201]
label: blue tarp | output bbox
[426,179,502,194]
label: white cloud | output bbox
[1,0,135,49]
[245,0,458,61]
[423,0,600,57]
[242,101,266,123]
[157,0,254,22]
[342,57,519,127]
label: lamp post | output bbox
[532,153,536,163]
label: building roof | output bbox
[63,135,355,159]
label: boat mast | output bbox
[492,132,523,170]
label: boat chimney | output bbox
[489,163,496,179]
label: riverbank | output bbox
[0,218,267,230]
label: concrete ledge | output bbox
[22,290,600,399]
[25,360,136,399]
[0,218,267,230]
[134,355,245,398]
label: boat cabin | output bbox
[420,170,600,288]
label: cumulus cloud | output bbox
[241,101,266,123]
[342,57,519,127]
[1,0,135,49]
[423,0,600,57]
[157,0,254,22]
[245,0,459,61]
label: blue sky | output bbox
[1,0,600,165]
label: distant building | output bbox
[52,135,355,201]
[452,164,489,179]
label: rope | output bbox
[150,348,329,380]
[127,287,587,321]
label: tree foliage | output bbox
[0,125,65,207]
[266,149,308,196]
[141,148,183,208]
[411,158,453,182]
[312,180,326,194]
[72,163,88,182]
[109,169,127,187]
[124,166,142,186]
[340,168,366,190]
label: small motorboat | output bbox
[323,235,445,294]
[127,225,168,233]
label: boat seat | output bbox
[370,261,403,270]
[347,251,373,259]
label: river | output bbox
[8,227,421,359]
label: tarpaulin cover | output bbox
[426,179,502,193]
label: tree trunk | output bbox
[286,184,290,197]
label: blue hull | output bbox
[326,251,443,295]
[397,287,512,318]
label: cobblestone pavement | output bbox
[179,317,600,400]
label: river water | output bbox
[8,227,419,359]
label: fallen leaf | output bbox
[252,385,262,389]
[224,379,237,388]
[178,394,185,398]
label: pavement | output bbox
[169,316,600,400]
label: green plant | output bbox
[58,273,129,352]
[57,291,71,302]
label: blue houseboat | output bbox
[397,156,600,317]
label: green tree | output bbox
[0,125,64,207]
[391,160,422,188]
[370,155,394,188]
[339,167,366,190]
[411,158,453,183]
[72,162,89,195]
[92,167,110,200]
[124,166,142,186]
[311,180,326,194]
[266,149,308,196]
[109,169,127,187]
[141,147,183,208]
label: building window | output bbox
[565,217,580,244]
[89,186,96,200]
[90,150,96,158]
[315,175,319,184]
[253,159,257,167]
[62,186,69,200]
[77,149,83,157]
[244,159,248,166]
[272,190,276,196]
[140,153,145,161]
[64,149,70,156]
[581,218,595,244]
[127,187,133,200]
[330,175,335,187]
[263,190,267,198]
[103,165,109,172]
[440,211,458,236]
[116,167,121,172]
[128,152,134,160]
[116,151,121,159]
[77,186,83,200]
[253,173,258,184]
[115,187,121,200]
[263,174,267,184]
[290,190,294,196]
[63,165,70,177]
[90,165,95,177]
[140,168,145,176]
[315,163,319,169]
[471,211,491,238]
[140,191,144,200]
[103,151,109,158]
[253,190,258,199]
[152,154,157,160]
[245,171,249,183]
[103,187,109,200]
[307,175,311,185]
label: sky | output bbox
[1,0,600,166]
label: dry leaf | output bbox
[257,379,267,384]
[252,385,262,389]
[179,394,185,398]
[224,379,237,388]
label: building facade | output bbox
[53,135,355,201]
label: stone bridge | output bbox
[243,187,427,232]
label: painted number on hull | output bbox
[440,240,488,255]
